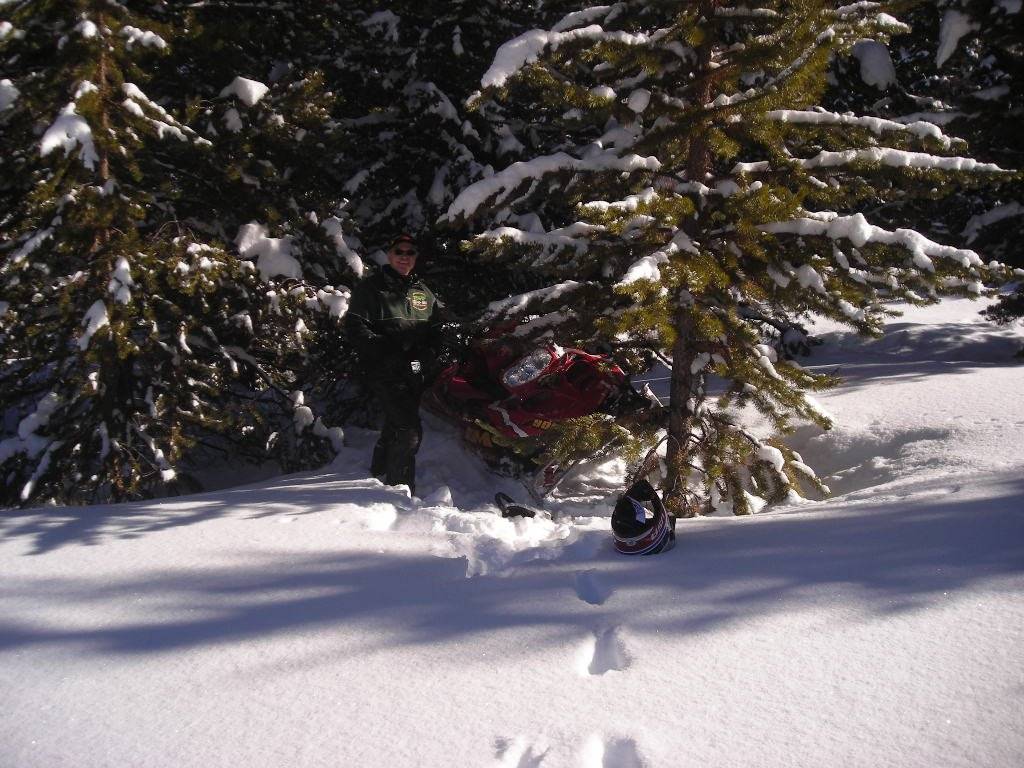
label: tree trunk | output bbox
[662,0,720,516]
[664,301,701,515]
[97,12,111,186]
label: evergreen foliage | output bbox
[0,1,337,506]
[827,0,1023,329]
[442,0,1015,515]
[829,0,1021,250]
[149,0,367,442]
[158,0,362,285]
[327,1,560,316]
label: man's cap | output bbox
[389,233,418,251]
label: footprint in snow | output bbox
[492,736,549,767]
[582,735,645,768]
[574,570,612,606]
[580,626,630,676]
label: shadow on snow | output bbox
[1,477,1021,662]
[0,460,401,556]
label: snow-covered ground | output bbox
[2,298,1023,768]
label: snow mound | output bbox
[219,76,269,106]
[790,424,954,496]
[40,101,99,169]
[0,78,18,111]
[936,10,979,67]
[852,40,896,90]
[234,221,302,280]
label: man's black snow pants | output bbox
[370,378,423,496]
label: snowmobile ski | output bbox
[525,457,573,502]
[494,492,539,518]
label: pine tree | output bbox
[0,1,338,506]
[442,0,1014,515]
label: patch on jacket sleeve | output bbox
[409,289,429,312]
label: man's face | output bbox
[388,242,418,275]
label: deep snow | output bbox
[2,297,1023,768]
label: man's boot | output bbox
[385,425,421,496]
[371,437,389,478]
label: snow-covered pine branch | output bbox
[735,147,1007,175]
[761,211,985,273]
[481,23,669,91]
[765,109,959,148]
[482,280,585,321]
[444,149,661,224]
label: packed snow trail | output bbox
[1,298,1023,767]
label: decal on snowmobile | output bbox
[488,403,530,438]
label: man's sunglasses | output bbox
[392,248,418,256]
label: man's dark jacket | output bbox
[345,265,443,381]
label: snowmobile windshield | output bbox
[502,348,553,389]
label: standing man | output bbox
[345,233,443,497]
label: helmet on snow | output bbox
[611,479,676,555]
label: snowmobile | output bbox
[424,332,657,504]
